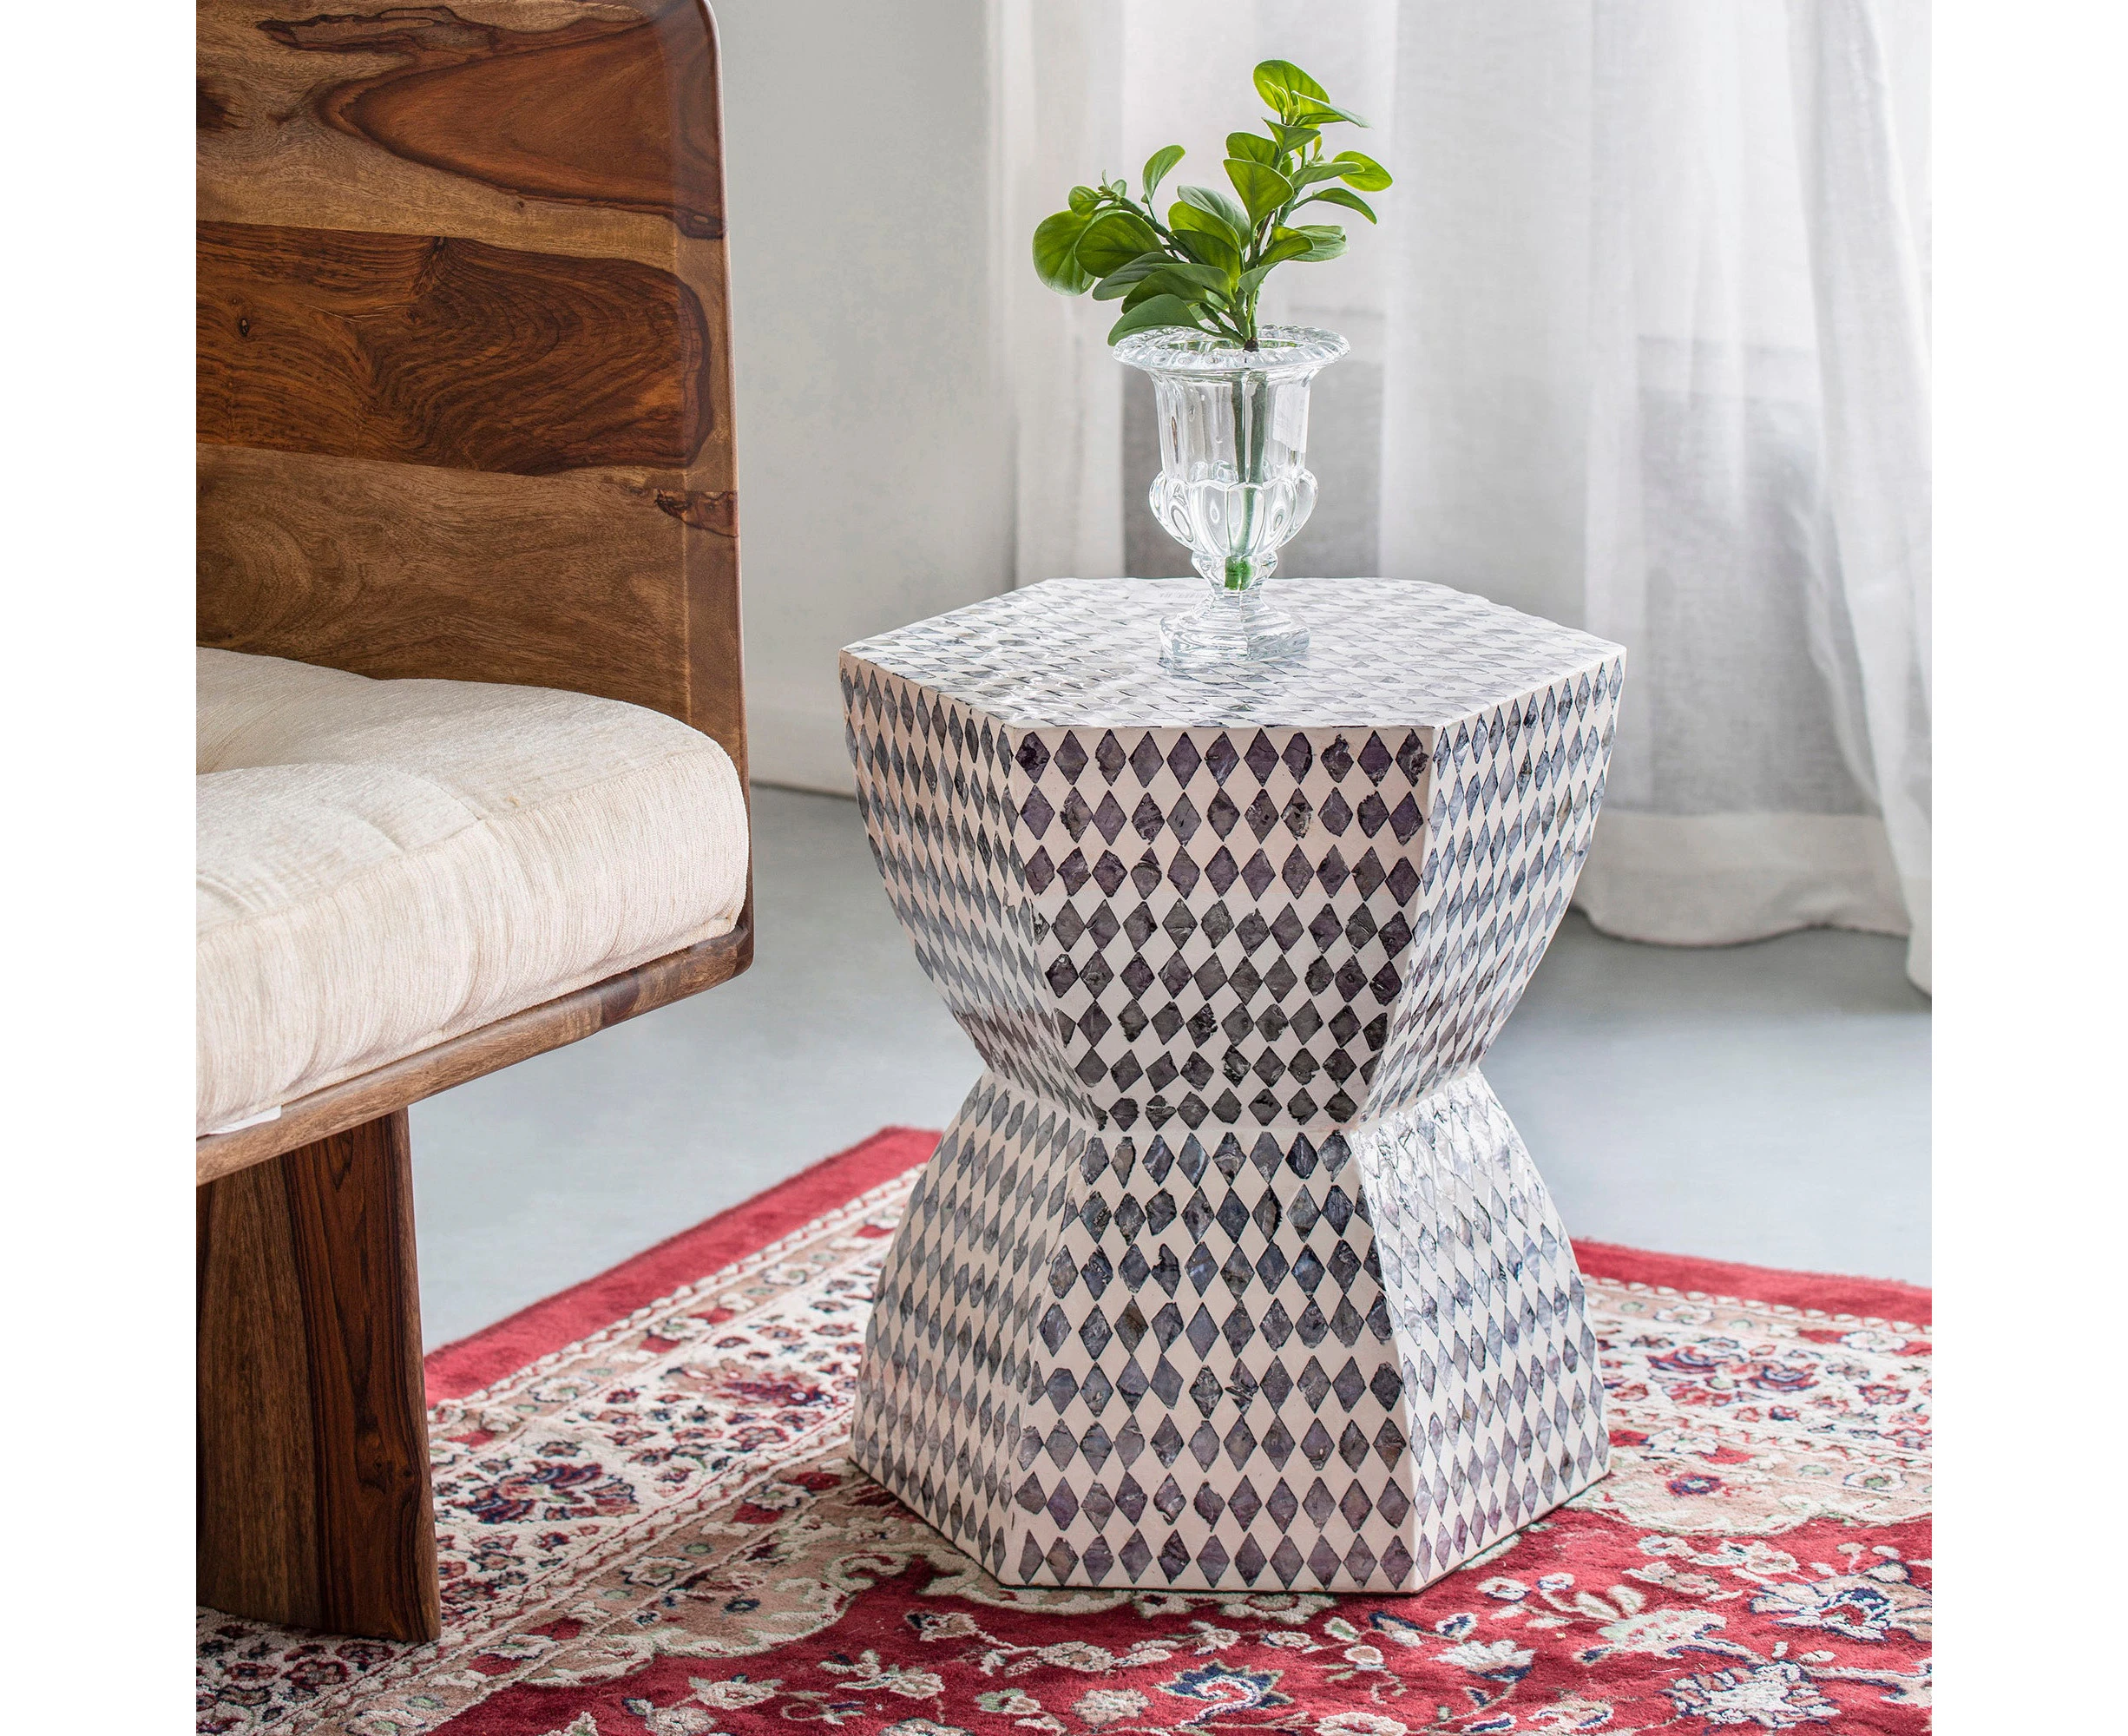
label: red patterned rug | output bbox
[198,1128,1931,1735]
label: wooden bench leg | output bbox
[197,1110,441,1642]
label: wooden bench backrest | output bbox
[197,0,745,783]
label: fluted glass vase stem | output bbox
[1224,374,1271,590]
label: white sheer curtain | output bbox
[1000,0,1932,990]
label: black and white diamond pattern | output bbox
[841,576,1625,1593]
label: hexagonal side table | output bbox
[840,577,1626,1594]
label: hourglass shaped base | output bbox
[1159,586,1311,675]
[840,575,1632,1591]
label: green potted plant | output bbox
[1033,61,1391,672]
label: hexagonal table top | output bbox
[843,576,1619,729]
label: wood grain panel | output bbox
[198,0,745,747]
[199,443,706,721]
[261,2,726,239]
[197,923,752,1184]
[198,1112,439,1641]
[197,4,703,299]
[198,221,712,475]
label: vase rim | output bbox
[1112,324,1349,377]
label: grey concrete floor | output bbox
[411,787,1930,1347]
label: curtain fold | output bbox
[1002,0,1930,989]
[1783,0,1933,985]
[1000,0,1127,587]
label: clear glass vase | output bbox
[1114,325,1349,674]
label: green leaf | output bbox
[1125,270,1227,311]
[1226,131,1277,166]
[1287,160,1349,191]
[1289,99,1370,128]
[1257,227,1316,269]
[1075,210,1165,276]
[1167,218,1243,281]
[1225,159,1295,226]
[1139,262,1230,301]
[1268,122,1321,157]
[1107,293,1209,345]
[1033,210,1094,293]
[1175,184,1252,241]
[1331,150,1393,191]
[1303,186,1376,222]
[1067,184,1100,215]
[1167,200,1225,241]
[1091,253,1175,300]
[1294,223,1348,261]
[1253,58,1330,120]
[1149,260,1230,293]
[1141,144,1185,198]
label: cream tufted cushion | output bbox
[197,649,749,1135]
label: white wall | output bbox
[716,0,1015,792]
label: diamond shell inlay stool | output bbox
[840,576,1627,1594]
